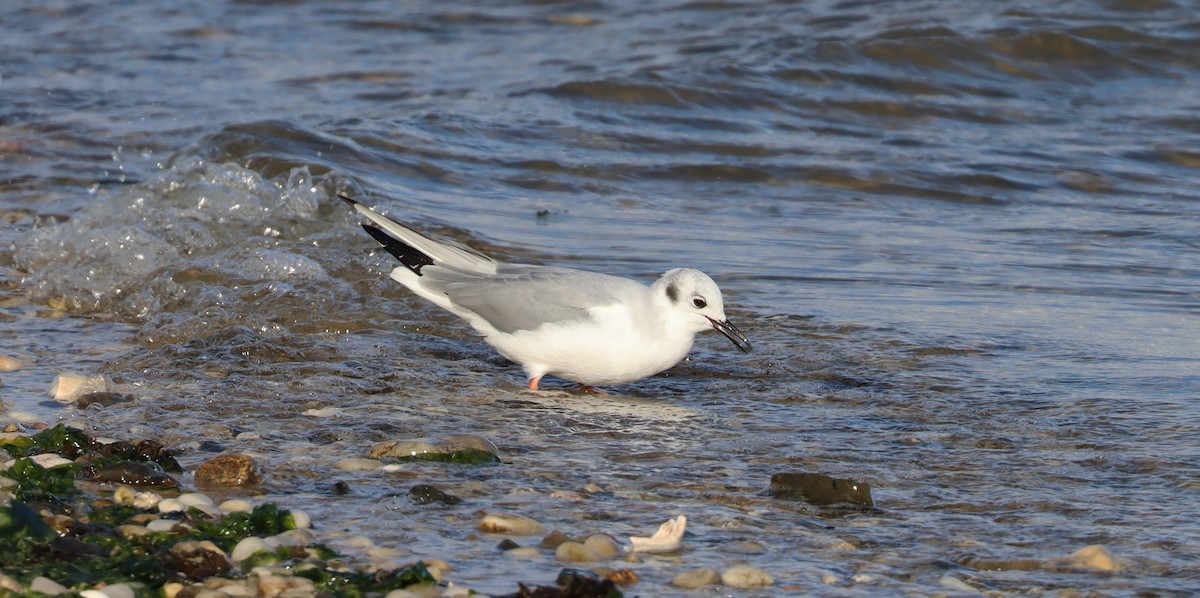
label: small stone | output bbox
[115,524,151,539]
[98,583,135,598]
[334,458,382,470]
[368,440,439,459]
[478,512,545,536]
[1062,544,1119,572]
[170,540,231,579]
[230,536,271,563]
[539,530,571,549]
[602,568,638,586]
[0,356,23,372]
[671,567,722,590]
[722,564,774,589]
[0,573,23,593]
[287,509,311,529]
[159,498,187,513]
[48,372,110,402]
[178,493,215,507]
[504,546,541,558]
[30,577,67,595]
[768,472,874,507]
[496,539,521,551]
[938,575,978,592]
[194,453,263,487]
[556,541,605,563]
[255,573,314,597]
[147,519,181,532]
[162,582,184,598]
[583,534,621,559]
[219,499,254,513]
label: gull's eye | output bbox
[692,297,707,309]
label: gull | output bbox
[340,195,751,391]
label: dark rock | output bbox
[75,392,135,408]
[768,472,873,507]
[170,540,232,579]
[197,440,226,453]
[331,480,351,495]
[497,539,521,551]
[84,461,179,487]
[408,484,463,506]
[539,530,572,549]
[194,453,263,487]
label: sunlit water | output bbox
[3,0,1199,594]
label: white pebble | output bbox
[133,491,162,510]
[230,537,271,563]
[938,575,978,592]
[158,498,186,513]
[147,519,180,532]
[29,577,67,595]
[112,486,136,505]
[48,372,110,402]
[287,508,311,529]
[334,458,382,470]
[219,499,255,513]
[178,493,215,507]
[98,583,135,598]
[80,591,108,598]
[722,564,774,589]
[478,513,545,536]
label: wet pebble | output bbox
[194,453,263,487]
[555,541,605,563]
[478,512,545,536]
[726,540,768,555]
[87,461,178,487]
[219,499,254,513]
[583,534,621,559]
[0,355,23,372]
[147,519,183,532]
[672,567,722,590]
[722,564,775,589]
[504,546,541,558]
[230,536,270,563]
[1060,544,1119,572]
[159,498,187,513]
[76,392,135,408]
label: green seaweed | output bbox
[187,503,294,552]
[294,561,437,596]
[4,457,81,502]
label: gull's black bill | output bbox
[706,316,752,353]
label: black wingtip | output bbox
[362,224,434,276]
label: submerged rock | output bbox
[408,484,463,506]
[555,541,605,563]
[194,454,263,487]
[722,564,774,589]
[479,512,546,536]
[75,392,135,409]
[86,461,178,487]
[768,472,873,507]
[47,373,111,403]
[671,567,721,590]
[1057,544,1120,572]
[369,434,500,464]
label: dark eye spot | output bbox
[692,297,707,309]
[666,284,678,303]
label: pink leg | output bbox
[528,376,542,391]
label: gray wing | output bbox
[421,265,644,334]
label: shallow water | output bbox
[3,0,1199,594]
